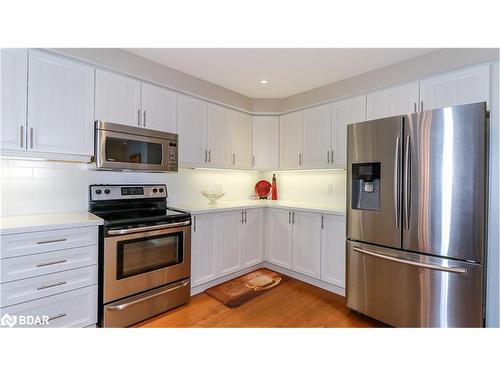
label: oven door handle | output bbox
[107,220,191,235]
[105,280,190,311]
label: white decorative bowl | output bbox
[201,190,225,204]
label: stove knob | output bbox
[104,189,111,195]
[159,188,164,193]
[95,189,102,195]
[152,188,158,193]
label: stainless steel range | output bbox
[89,184,191,327]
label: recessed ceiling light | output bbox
[260,80,268,84]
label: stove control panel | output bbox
[90,185,167,201]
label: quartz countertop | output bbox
[169,200,346,216]
[0,212,104,235]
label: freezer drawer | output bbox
[346,240,484,327]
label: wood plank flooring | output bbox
[135,278,386,328]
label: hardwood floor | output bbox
[135,278,387,328]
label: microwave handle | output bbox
[107,220,191,235]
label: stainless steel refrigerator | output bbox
[346,102,487,328]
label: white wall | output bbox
[0,160,261,216]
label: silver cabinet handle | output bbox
[352,246,467,274]
[36,238,67,245]
[241,210,244,224]
[20,126,24,148]
[30,127,33,149]
[327,150,330,164]
[137,109,141,126]
[193,216,197,232]
[208,150,211,163]
[420,101,424,111]
[36,259,67,268]
[244,210,247,223]
[37,281,67,290]
[292,211,295,224]
[414,102,417,112]
[393,136,400,229]
[143,110,146,127]
[232,153,236,165]
[299,153,302,165]
[47,313,67,322]
[204,149,208,163]
[107,220,191,235]
[321,215,324,229]
[330,150,334,164]
[403,135,411,230]
[288,211,291,224]
[106,280,190,311]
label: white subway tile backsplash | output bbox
[33,167,77,179]
[0,167,33,179]
[8,159,56,169]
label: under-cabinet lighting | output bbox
[191,167,258,172]
[273,168,346,173]
[0,155,48,161]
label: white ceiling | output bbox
[125,48,436,98]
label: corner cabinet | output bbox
[266,208,293,268]
[252,116,279,170]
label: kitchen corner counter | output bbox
[169,200,346,216]
[0,212,104,235]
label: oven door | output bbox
[96,126,174,172]
[103,222,191,303]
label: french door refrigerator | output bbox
[346,102,487,327]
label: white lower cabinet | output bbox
[266,208,293,269]
[191,214,217,286]
[292,211,322,278]
[214,210,241,276]
[240,209,264,267]
[320,214,346,288]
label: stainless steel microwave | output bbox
[94,121,178,172]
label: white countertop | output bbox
[0,212,104,235]
[169,200,346,216]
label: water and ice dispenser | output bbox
[351,162,380,211]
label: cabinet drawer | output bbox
[0,226,98,259]
[0,285,97,328]
[0,245,97,282]
[1,265,97,307]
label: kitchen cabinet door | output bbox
[266,209,293,269]
[279,111,303,169]
[95,69,141,126]
[0,48,27,151]
[292,211,322,279]
[27,50,94,156]
[230,111,252,169]
[321,215,346,287]
[252,116,279,170]
[207,103,232,167]
[191,214,217,287]
[331,95,366,168]
[177,94,208,166]
[366,82,419,120]
[240,209,264,267]
[302,104,332,169]
[214,210,241,276]
[141,82,177,133]
[420,65,489,111]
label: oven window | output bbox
[116,233,183,279]
[106,137,163,164]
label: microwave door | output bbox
[347,116,402,249]
[402,103,487,263]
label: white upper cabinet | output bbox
[177,94,208,166]
[207,103,232,167]
[292,211,322,279]
[420,65,490,111]
[331,95,366,168]
[321,214,346,288]
[95,69,141,126]
[214,210,241,276]
[0,49,27,151]
[266,208,293,269]
[302,104,332,169]
[366,82,419,120]
[230,111,252,169]
[240,209,264,268]
[27,50,94,156]
[252,116,279,170]
[141,82,177,132]
[191,214,217,287]
[279,111,303,169]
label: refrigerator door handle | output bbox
[403,135,411,230]
[393,136,400,229]
[352,246,467,275]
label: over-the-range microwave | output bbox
[94,121,178,172]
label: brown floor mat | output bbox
[205,268,289,307]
